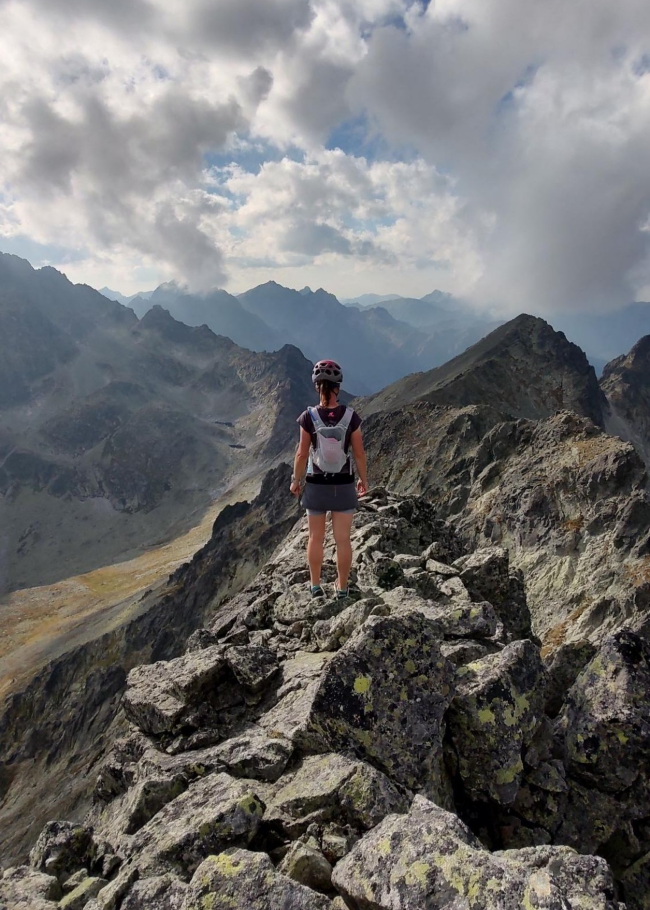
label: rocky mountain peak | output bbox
[360,312,606,426]
[600,333,650,469]
[3,485,648,908]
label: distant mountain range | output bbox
[101,283,500,395]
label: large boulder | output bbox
[446,639,547,805]
[332,795,619,910]
[380,587,499,639]
[263,753,409,837]
[123,644,279,740]
[182,849,332,909]
[29,821,97,883]
[120,874,188,909]
[562,630,650,792]
[305,613,455,788]
[127,772,264,880]
[453,546,532,640]
[0,866,62,909]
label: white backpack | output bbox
[308,406,354,474]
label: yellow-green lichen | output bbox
[477,706,496,725]
[354,675,372,695]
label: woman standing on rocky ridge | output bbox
[290,359,368,600]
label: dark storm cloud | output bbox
[24,0,155,31]
[192,0,315,55]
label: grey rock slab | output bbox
[621,849,650,910]
[120,874,188,910]
[127,772,264,880]
[0,866,62,908]
[59,876,108,909]
[441,639,501,666]
[273,587,345,624]
[543,639,598,716]
[278,841,333,893]
[332,795,618,910]
[30,821,96,882]
[62,870,90,894]
[207,725,293,781]
[382,587,499,639]
[264,753,408,836]
[562,630,650,792]
[181,849,332,909]
[311,598,387,651]
[305,613,455,788]
[123,646,231,736]
[494,846,619,910]
[447,639,547,805]
[224,645,279,693]
[454,547,532,641]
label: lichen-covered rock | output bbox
[441,639,500,666]
[223,645,279,694]
[207,726,293,782]
[29,821,96,882]
[543,640,598,716]
[264,754,408,837]
[182,849,332,909]
[381,587,499,639]
[446,639,547,805]
[278,840,333,892]
[494,845,619,910]
[562,630,650,792]
[332,796,619,910]
[454,546,532,641]
[0,866,62,909]
[120,874,188,909]
[123,647,231,736]
[311,598,387,651]
[127,772,264,880]
[621,850,650,910]
[305,613,455,788]
[59,875,108,909]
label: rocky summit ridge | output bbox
[3,488,650,909]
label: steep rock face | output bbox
[4,487,649,909]
[361,313,607,426]
[0,466,298,864]
[601,334,650,468]
[362,403,650,650]
[0,256,314,590]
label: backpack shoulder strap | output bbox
[337,407,354,431]
[308,406,326,431]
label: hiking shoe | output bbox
[335,588,349,600]
[311,584,325,598]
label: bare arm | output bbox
[290,427,312,496]
[350,428,368,495]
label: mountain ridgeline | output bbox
[4,253,650,907]
[0,254,314,593]
[114,280,500,396]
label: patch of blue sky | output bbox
[340,214,397,234]
[152,63,171,81]
[633,53,650,76]
[326,112,422,166]
[0,234,87,266]
[496,62,541,115]
[204,137,304,178]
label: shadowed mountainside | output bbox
[0,254,314,593]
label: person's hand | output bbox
[357,478,368,496]
[290,479,302,497]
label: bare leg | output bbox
[307,513,327,585]
[331,511,354,590]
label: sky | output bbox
[1,0,650,312]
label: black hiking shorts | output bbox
[301,481,358,515]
